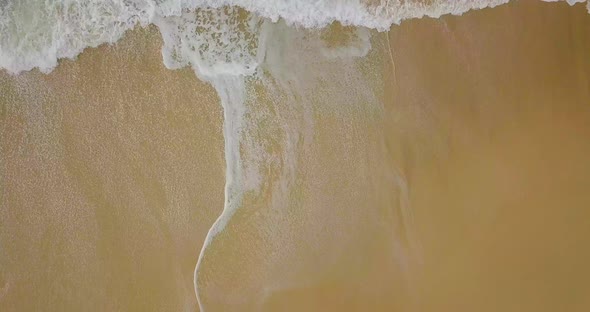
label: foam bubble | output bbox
[154,6,263,80]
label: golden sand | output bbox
[1,28,224,311]
[2,1,590,311]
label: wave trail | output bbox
[154,7,265,310]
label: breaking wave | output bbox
[2,0,588,75]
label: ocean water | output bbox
[2,0,590,311]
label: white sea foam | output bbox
[2,0,588,75]
[0,0,153,74]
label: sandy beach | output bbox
[1,1,590,311]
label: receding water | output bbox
[2,1,590,311]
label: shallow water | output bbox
[2,1,590,311]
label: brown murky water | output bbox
[2,1,590,311]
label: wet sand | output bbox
[2,1,590,311]
[385,1,590,311]
[232,1,590,310]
